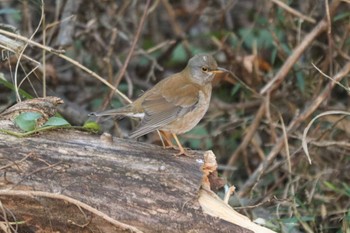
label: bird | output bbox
[91,54,228,155]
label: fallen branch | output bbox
[0,123,273,232]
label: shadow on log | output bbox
[0,120,274,233]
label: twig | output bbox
[13,162,62,189]
[292,61,350,130]
[309,140,350,148]
[56,0,82,46]
[238,61,350,197]
[292,198,314,233]
[265,94,278,142]
[0,29,64,54]
[260,0,341,95]
[261,20,328,94]
[13,0,45,102]
[234,198,275,210]
[17,62,40,91]
[104,28,118,85]
[311,63,349,92]
[279,112,291,173]
[115,57,133,98]
[157,1,207,64]
[0,29,131,104]
[102,0,152,108]
[41,0,46,97]
[0,190,143,233]
[0,45,39,66]
[302,110,350,162]
[0,153,32,171]
[325,0,334,76]
[270,0,316,23]
[160,0,190,52]
[223,102,266,178]
[143,39,176,54]
[0,201,9,233]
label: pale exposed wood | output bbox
[199,188,275,233]
[200,151,276,233]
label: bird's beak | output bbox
[211,67,229,74]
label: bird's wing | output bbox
[129,76,200,138]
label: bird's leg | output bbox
[158,131,190,156]
[172,133,187,156]
[157,130,167,148]
[158,130,175,148]
[157,130,174,148]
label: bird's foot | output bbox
[161,145,192,156]
[173,147,193,157]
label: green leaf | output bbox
[83,121,101,132]
[333,12,350,22]
[324,181,347,195]
[231,83,241,96]
[187,125,212,149]
[271,48,278,64]
[0,74,33,99]
[342,183,350,197]
[239,28,274,50]
[0,8,20,18]
[229,33,239,47]
[43,117,70,127]
[14,112,42,132]
[296,70,305,93]
[171,44,187,63]
[324,181,337,190]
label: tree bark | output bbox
[0,120,273,233]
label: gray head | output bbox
[186,54,227,85]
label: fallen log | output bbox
[0,119,274,233]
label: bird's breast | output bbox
[162,84,212,134]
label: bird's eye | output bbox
[201,67,208,72]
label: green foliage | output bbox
[278,215,315,233]
[14,112,70,132]
[342,183,350,197]
[83,121,101,133]
[43,117,70,127]
[333,12,350,22]
[142,38,156,50]
[230,83,241,97]
[187,124,213,149]
[14,112,42,131]
[89,97,104,110]
[171,44,187,63]
[239,27,282,50]
[324,181,350,197]
[0,8,21,22]
[137,55,153,66]
[229,33,239,47]
[118,83,129,94]
[170,44,208,64]
[281,215,315,224]
[0,73,33,99]
[295,70,305,93]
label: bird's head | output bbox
[187,54,228,85]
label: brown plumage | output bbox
[92,54,228,154]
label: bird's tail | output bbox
[89,105,133,117]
